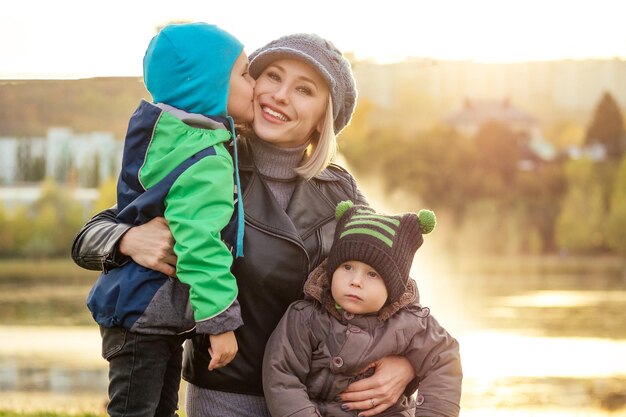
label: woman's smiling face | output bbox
[252,59,330,148]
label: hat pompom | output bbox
[418,210,436,234]
[335,200,354,220]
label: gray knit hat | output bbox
[327,201,436,304]
[248,33,357,134]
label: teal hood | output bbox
[143,22,243,117]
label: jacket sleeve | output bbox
[70,206,132,272]
[262,302,321,417]
[404,314,463,417]
[164,153,241,333]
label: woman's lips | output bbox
[261,105,290,122]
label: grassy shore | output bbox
[0,259,99,284]
[0,258,99,325]
[3,255,623,282]
[0,412,104,417]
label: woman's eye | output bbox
[267,71,280,82]
[297,86,312,95]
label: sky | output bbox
[1,0,625,79]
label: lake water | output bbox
[1,261,626,416]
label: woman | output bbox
[72,34,433,417]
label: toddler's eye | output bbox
[342,264,352,271]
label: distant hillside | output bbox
[0,77,149,139]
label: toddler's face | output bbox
[331,261,388,315]
[227,52,255,124]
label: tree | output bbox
[585,91,626,159]
[6,207,33,256]
[0,204,12,256]
[555,159,606,253]
[516,163,567,253]
[473,121,520,197]
[15,141,46,183]
[81,152,102,188]
[605,155,626,254]
[21,180,87,258]
[92,177,118,215]
[381,127,480,226]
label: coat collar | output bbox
[237,138,339,243]
[304,259,420,322]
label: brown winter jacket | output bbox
[262,260,462,417]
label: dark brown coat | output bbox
[262,261,462,417]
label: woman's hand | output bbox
[338,356,415,416]
[118,217,177,276]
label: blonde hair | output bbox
[294,96,337,180]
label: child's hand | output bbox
[208,331,238,371]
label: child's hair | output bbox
[295,97,337,180]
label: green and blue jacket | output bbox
[87,100,243,335]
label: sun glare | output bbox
[1,0,625,78]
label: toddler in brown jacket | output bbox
[262,201,462,417]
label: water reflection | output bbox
[498,290,626,308]
[0,358,107,392]
[2,264,626,416]
[460,332,626,378]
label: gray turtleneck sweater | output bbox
[247,138,309,210]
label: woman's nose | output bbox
[272,85,289,103]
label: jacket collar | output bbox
[153,101,231,131]
[304,259,419,322]
[237,138,339,243]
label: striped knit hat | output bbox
[327,201,436,304]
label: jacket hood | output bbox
[131,100,233,190]
[304,259,419,321]
[143,22,243,118]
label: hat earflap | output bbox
[418,209,436,234]
[335,200,354,220]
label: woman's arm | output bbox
[71,206,129,271]
[71,207,177,276]
[336,356,415,416]
[340,318,463,417]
